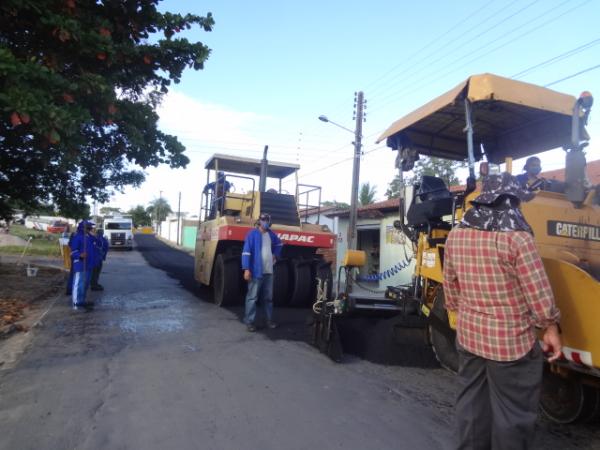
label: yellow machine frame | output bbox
[377,73,600,423]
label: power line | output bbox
[288,3,596,186]
[295,2,594,184]
[294,145,388,180]
[511,37,600,79]
[544,63,600,87]
[368,0,573,111]
[322,1,502,125]
[367,0,589,116]
[367,0,529,99]
[363,0,497,93]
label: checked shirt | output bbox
[443,228,560,362]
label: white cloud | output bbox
[107,90,369,215]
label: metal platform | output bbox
[347,285,417,313]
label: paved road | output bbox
[0,235,597,449]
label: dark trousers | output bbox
[91,262,103,287]
[66,265,74,295]
[456,343,543,450]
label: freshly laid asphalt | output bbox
[0,235,598,449]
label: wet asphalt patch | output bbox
[134,234,438,368]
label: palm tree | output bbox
[146,198,172,223]
[359,182,377,206]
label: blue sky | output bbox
[109,0,600,215]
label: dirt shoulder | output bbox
[0,262,65,339]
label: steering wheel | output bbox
[528,178,546,191]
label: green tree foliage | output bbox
[0,1,214,218]
[100,206,122,216]
[59,202,90,220]
[386,157,465,199]
[359,182,377,206]
[146,197,171,223]
[321,200,350,209]
[127,204,152,227]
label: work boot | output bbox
[267,321,278,329]
[247,324,257,332]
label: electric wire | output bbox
[367,0,534,99]
[544,63,600,87]
[323,0,509,123]
[367,0,590,116]
[511,37,600,79]
[363,0,498,93]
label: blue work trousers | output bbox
[72,271,92,307]
[244,274,273,325]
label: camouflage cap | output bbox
[470,172,535,206]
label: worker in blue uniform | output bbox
[241,213,283,332]
[203,171,232,219]
[91,229,109,291]
[69,220,97,309]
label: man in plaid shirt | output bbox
[443,172,562,450]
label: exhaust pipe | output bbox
[566,92,593,207]
[259,145,268,193]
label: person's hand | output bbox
[80,252,87,259]
[542,324,562,362]
[243,270,251,281]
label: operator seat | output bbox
[406,176,454,227]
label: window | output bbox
[105,222,131,230]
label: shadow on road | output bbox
[135,234,439,368]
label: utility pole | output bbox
[347,91,365,251]
[176,192,181,246]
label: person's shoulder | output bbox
[245,227,259,238]
[515,173,528,184]
[505,231,535,249]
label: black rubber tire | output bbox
[289,259,312,307]
[540,369,586,424]
[213,254,241,307]
[579,385,600,423]
[429,289,459,373]
[272,261,290,307]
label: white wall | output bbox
[159,217,183,244]
[335,214,414,290]
[378,215,415,288]
[302,212,336,234]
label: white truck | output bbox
[103,216,134,250]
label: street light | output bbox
[318,91,364,251]
[318,115,356,135]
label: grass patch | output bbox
[0,243,62,257]
[1,225,63,257]
[8,224,60,242]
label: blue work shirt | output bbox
[98,236,109,261]
[241,228,283,279]
[70,232,98,273]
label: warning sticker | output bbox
[423,252,436,268]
